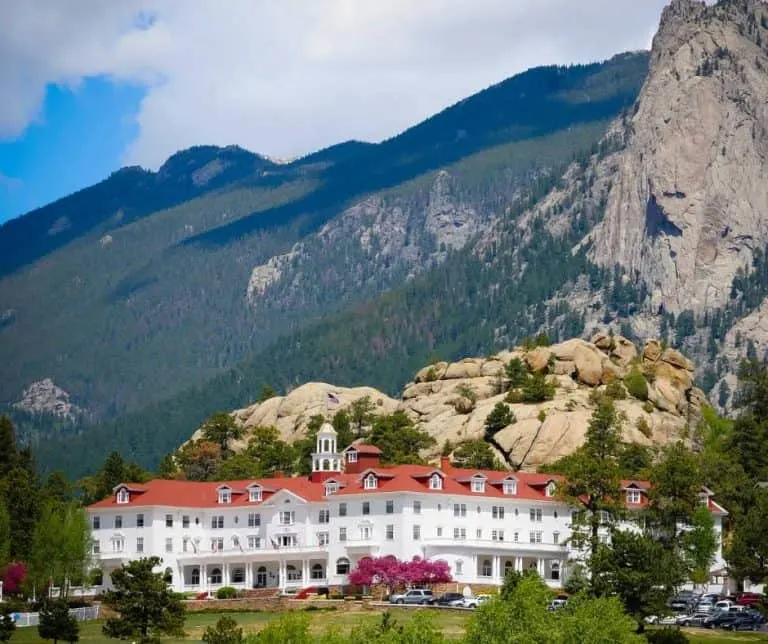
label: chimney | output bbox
[440,456,451,471]
[274,471,284,479]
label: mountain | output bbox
[0,52,649,446]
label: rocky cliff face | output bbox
[590,0,768,314]
[13,378,83,420]
[207,335,701,472]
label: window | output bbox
[232,567,245,584]
[503,480,517,495]
[571,510,579,524]
[599,510,610,524]
[364,474,377,489]
[92,540,100,554]
[492,530,504,542]
[492,506,505,520]
[339,527,347,542]
[514,532,519,542]
[112,537,125,553]
[545,481,556,497]
[600,533,610,544]
[165,538,173,553]
[248,513,261,527]
[247,535,261,550]
[182,515,190,529]
[339,503,347,517]
[430,474,442,490]
[210,568,222,584]
[325,482,338,495]
[453,503,467,518]
[436,526,443,537]
[280,511,295,526]
[347,450,358,463]
[136,513,144,528]
[413,500,422,514]
[183,538,189,553]
[92,516,100,530]
[360,525,372,540]
[218,488,232,504]
[362,502,370,515]
[136,537,144,553]
[165,514,173,528]
[476,528,482,539]
[317,532,329,546]
[530,508,543,522]
[413,525,421,540]
[281,534,297,548]
[114,515,123,529]
[471,477,486,493]
[249,487,262,502]
[455,560,463,575]
[453,527,466,540]
[211,537,224,552]
[553,532,560,545]
[211,515,224,529]
[627,489,641,505]
[529,531,542,543]
[318,509,330,524]
[312,563,325,580]
[386,524,394,540]
[481,559,492,577]
[116,488,129,504]
[386,500,394,514]
[336,558,350,575]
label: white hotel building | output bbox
[87,424,728,594]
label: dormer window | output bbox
[364,474,378,490]
[627,489,641,505]
[471,476,486,493]
[347,451,358,463]
[545,481,556,498]
[218,488,232,504]
[429,474,442,490]
[248,487,262,503]
[116,488,129,504]
[503,480,517,495]
[325,482,339,495]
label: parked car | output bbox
[547,599,568,612]
[714,600,739,612]
[695,599,715,613]
[389,589,434,605]
[461,594,491,609]
[668,596,693,611]
[645,614,678,626]
[736,592,763,607]
[705,610,763,631]
[676,612,711,627]
[430,592,465,606]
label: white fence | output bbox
[9,604,100,628]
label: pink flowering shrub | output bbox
[1,562,27,594]
[348,555,451,593]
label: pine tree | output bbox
[38,600,80,643]
[200,412,243,459]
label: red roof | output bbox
[347,444,383,455]
[87,467,726,514]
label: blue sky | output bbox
[0,80,143,222]
[0,1,667,226]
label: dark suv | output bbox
[431,592,464,606]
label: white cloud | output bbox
[0,0,671,170]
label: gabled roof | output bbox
[112,482,148,493]
[345,444,383,455]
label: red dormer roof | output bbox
[346,444,383,455]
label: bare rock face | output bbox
[190,335,701,472]
[590,0,768,314]
[13,378,82,420]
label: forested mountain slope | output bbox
[0,53,648,442]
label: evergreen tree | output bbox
[42,472,73,505]
[0,416,18,475]
[258,385,276,403]
[451,440,505,470]
[102,557,185,643]
[38,600,80,643]
[484,403,515,439]
[504,358,528,388]
[0,500,9,569]
[683,504,719,587]
[200,412,243,459]
[80,452,150,504]
[348,396,377,438]
[331,410,355,450]
[368,412,436,465]
[155,454,178,480]
[0,610,15,643]
[3,462,41,560]
[520,371,555,403]
[559,399,624,567]
[202,616,244,644]
[727,487,768,585]
[174,441,222,482]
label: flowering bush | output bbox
[348,556,451,593]
[1,562,27,595]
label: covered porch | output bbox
[475,555,566,588]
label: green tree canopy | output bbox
[0,611,15,642]
[348,396,377,438]
[200,412,243,459]
[368,412,436,465]
[683,504,718,586]
[484,403,515,439]
[521,371,555,403]
[451,440,506,470]
[79,451,150,504]
[505,358,528,389]
[727,487,768,585]
[102,557,185,644]
[38,600,80,644]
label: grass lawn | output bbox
[8,608,768,643]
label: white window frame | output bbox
[492,505,505,520]
[218,488,232,504]
[503,480,517,495]
[347,451,358,463]
[92,540,100,554]
[318,509,330,524]
[364,474,377,490]
[211,515,224,529]
[165,537,173,553]
[455,560,463,575]
[413,500,422,515]
[429,474,442,490]
[280,511,295,526]
[339,527,347,542]
[136,537,144,553]
[165,514,173,528]
[317,532,329,546]
[116,488,129,504]
[627,489,641,504]
[247,535,261,550]
[211,537,224,552]
[453,503,467,517]
[114,515,123,529]
[249,487,263,502]
[248,512,261,527]
[386,524,394,540]
[136,513,144,528]
[530,508,543,522]
[545,481,556,497]
[492,530,504,542]
[92,516,100,530]
[471,477,486,493]
[325,482,339,496]
[413,525,421,540]
[453,527,466,540]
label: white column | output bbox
[223,562,229,586]
[201,564,207,592]
[471,554,477,581]
[515,556,523,572]
[493,556,500,582]
[279,560,287,592]
[537,558,545,577]
[245,563,252,589]
[302,559,309,585]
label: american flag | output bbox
[327,392,340,405]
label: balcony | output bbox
[343,537,380,554]
[422,537,567,554]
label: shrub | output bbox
[521,372,555,403]
[624,369,649,401]
[636,417,652,438]
[643,401,655,414]
[565,400,577,411]
[216,586,238,599]
[456,383,477,402]
[589,388,606,406]
[505,389,523,404]
[424,366,439,382]
[505,358,528,388]
[537,410,547,423]
[484,403,516,438]
[645,628,689,643]
[605,380,627,400]
[203,616,244,644]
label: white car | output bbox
[461,594,492,609]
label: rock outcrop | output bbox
[13,378,83,421]
[199,334,702,472]
[589,0,768,314]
